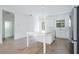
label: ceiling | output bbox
[0,5,74,16]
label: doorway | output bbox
[2,10,14,42]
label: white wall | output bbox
[39,13,71,39]
[0,6,73,44]
[33,16,56,33]
[32,13,71,43]
[0,6,34,42]
[45,16,56,32]
[14,13,27,39]
[14,14,34,40]
[55,13,71,39]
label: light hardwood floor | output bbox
[0,37,73,54]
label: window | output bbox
[56,20,65,28]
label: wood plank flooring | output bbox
[0,38,73,54]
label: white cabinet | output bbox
[56,28,70,39]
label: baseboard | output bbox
[3,36,14,39]
[56,37,69,39]
[56,37,73,43]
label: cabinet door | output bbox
[56,29,70,39]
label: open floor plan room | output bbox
[0,5,77,54]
